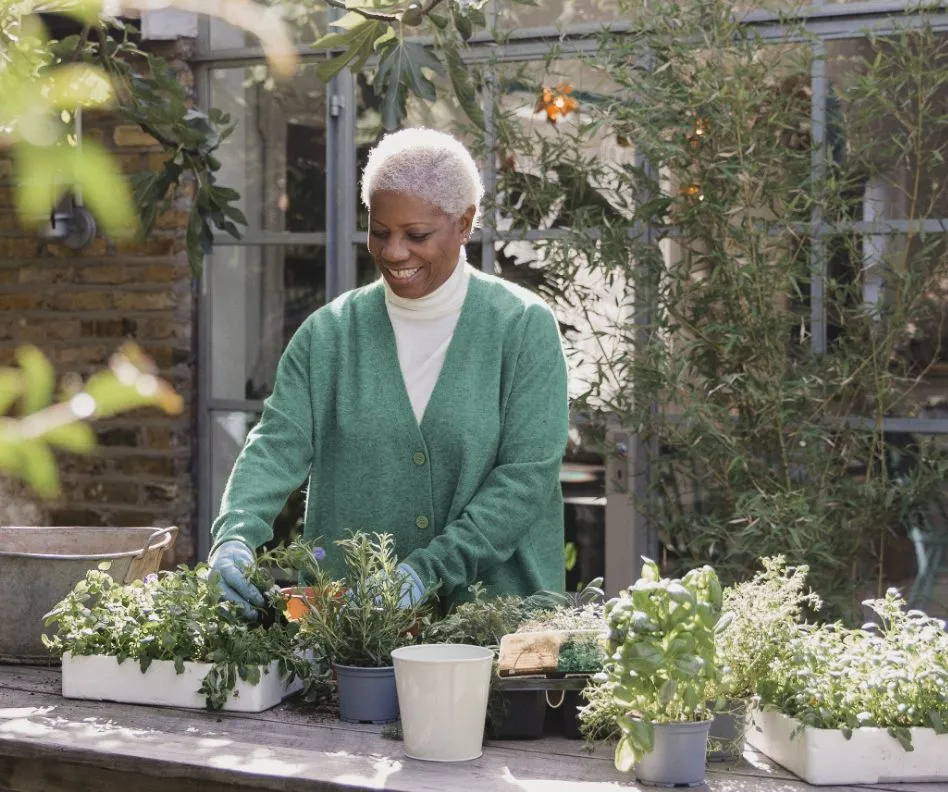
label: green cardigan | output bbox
[211,267,569,608]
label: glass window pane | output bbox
[495,239,631,407]
[210,410,258,520]
[493,58,632,233]
[208,245,325,400]
[827,34,948,223]
[209,64,328,232]
[493,0,621,29]
[210,411,305,550]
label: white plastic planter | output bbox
[61,652,302,712]
[392,644,494,762]
[748,707,948,785]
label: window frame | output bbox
[195,0,948,563]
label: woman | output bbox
[209,128,569,618]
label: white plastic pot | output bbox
[748,707,948,785]
[392,643,494,762]
[61,652,303,712]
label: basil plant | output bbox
[599,558,724,772]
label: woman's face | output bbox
[368,190,475,299]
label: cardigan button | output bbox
[413,452,426,466]
[415,515,429,530]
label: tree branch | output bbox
[323,0,448,24]
[324,0,399,22]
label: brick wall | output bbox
[0,39,199,565]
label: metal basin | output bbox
[0,525,177,663]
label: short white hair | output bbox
[361,128,484,226]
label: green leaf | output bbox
[18,441,60,498]
[44,64,112,109]
[614,735,638,773]
[373,27,397,51]
[658,678,677,705]
[330,11,374,30]
[375,39,443,129]
[12,146,68,227]
[443,39,485,130]
[186,201,206,275]
[16,346,55,414]
[454,11,473,41]
[72,141,138,237]
[42,422,96,453]
[0,370,22,415]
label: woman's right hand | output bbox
[208,539,265,620]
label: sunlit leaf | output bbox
[614,735,637,773]
[42,422,96,453]
[11,145,69,226]
[72,140,137,236]
[16,345,55,414]
[330,10,371,30]
[18,441,60,498]
[0,370,22,416]
[44,64,113,109]
[443,38,484,130]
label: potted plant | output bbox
[708,556,821,761]
[499,578,608,739]
[295,532,429,724]
[749,589,948,785]
[596,558,722,786]
[42,562,323,712]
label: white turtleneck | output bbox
[383,252,470,424]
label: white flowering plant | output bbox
[756,589,948,750]
[42,562,325,710]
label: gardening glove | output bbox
[393,563,426,609]
[357,564,426,609]
[208,539,265,620]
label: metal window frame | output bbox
[195,0,948,565]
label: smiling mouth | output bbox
[386,266,421,281]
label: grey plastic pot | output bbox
[334,664,399,724]
[708,698,748,762]
[635,718,713,787]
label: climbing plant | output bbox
[475,0,948,619]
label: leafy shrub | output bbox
[42,563,321,710]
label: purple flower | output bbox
[314,546,326,562]
[143,573,158,584]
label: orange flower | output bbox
[535,83,578,124]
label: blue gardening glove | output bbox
[208,539,265,620]
[395,563,426,609]
[356,563,426,609]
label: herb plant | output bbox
[296,532,428,668]
[590,559,723,772]
[421,582,536,649]
[756,589,948,750]
[714,556,822,700]
[42,563,320,711]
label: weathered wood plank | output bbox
[0,665,944,792]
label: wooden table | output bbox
[0,665,946,792]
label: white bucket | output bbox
[392,643,494,762]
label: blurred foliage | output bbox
[473,0,948,620]
[1,0,297,273]
[0,343,183,497]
